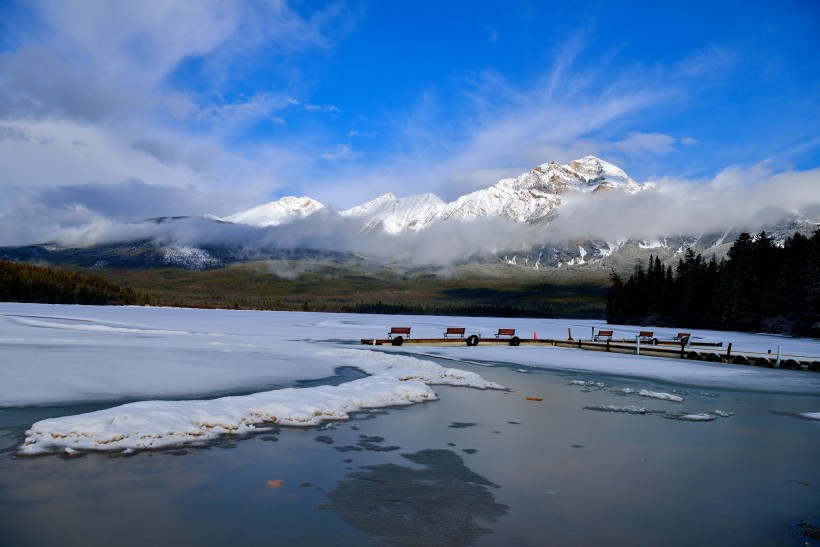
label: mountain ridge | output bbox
[2,156,817,274]
[221,156,649,231]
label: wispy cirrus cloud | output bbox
[312,37,688,205]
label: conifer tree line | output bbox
[606,230,820,335]
[0,260,142,305]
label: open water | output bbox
[1,355,818,546]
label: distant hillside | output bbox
[0,257,609,318]
[0,260,144,305]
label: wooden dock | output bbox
[360,335,820,372]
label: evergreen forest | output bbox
[606,231,820,335]
[0,260,143,305]
[0,259,605,317]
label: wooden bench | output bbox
[638,331,655,343]
[496,328,516,338]
[673,332,691,342]
[594,329,613,341]
[444,327,466,338]
[388,327,411,339]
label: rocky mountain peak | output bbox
[223,157,647,230]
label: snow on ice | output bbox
[22,376,437,455]
[2,303,819,455]
[619,388,685,403]
[17,346,503,455]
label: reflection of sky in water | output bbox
[1,360,818,546]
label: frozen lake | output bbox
[1,304,819,545]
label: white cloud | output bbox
[608,132,678,156]
[548,164,820,242]
[0,3,815,251]
[675,44,739,81]
[29,0,241,87]
[307,40,680,204]
[0,1,359,216]
[194,93,295,126]
[304,103,342,114]
[0,120,198,189]
[320,144,357,161]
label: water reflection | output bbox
[324,449,508,545]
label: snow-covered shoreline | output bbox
[19,348,504,455]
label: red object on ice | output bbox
[533,331,537,340]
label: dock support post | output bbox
[636,337,641,356]
[726,343,733,362]
[680,338,686,359]
[776,344,781,368]
[606,339,610,352]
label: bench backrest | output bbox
[390,327,411,335]
[676,332,691,338]
[597,330,613,336]
[497,328,515,336]
[445,327,465,334]
[638,331,654,337]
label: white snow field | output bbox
[1,303,818,455]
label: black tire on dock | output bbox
[466,334,480,346]
[782,359,801,370]
[509,336,520,347]
[391,336,403,346]
[808,361,820,372]
[732,355,750,366]
[652,338,659,346]
[687,351,702,360]
[705,352,722,362]
[753,357,773,368]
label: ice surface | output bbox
[2,303,820,454]
[19,346,503,455]
[584,405,649,414]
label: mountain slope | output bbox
[223,196,325,227]
[340,193,446,234]
[224,156,649,232]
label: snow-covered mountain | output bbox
[223,196,325,227]
[439,156,645,224]
[225,156,648,232]
[340,193,446,234]
[12,155,806,274]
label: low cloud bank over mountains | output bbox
[2,157,818,269]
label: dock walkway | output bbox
[360,335,820,372]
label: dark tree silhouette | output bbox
[606,230,820,335]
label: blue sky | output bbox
[0,0,818,244]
